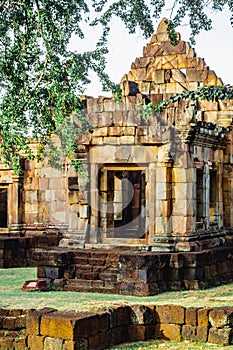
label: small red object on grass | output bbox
[21,279,48,292]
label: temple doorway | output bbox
[99,166,147,241]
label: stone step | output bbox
[62,234,86,240]
[72,256,90,264]
[99,271,119,282]
[63,279,119,294]
[62,230,86,238]
[59,238,85,249]
[72,258,110,266]
[59,230,86,249]
[73,264,119,281]
[72,251,110,266]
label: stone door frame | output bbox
[0,173,23,235]
[88,145,158,247]
[98,164,149,245]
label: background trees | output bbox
[0,0,232,172]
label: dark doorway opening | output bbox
[0,188,8,228]
[196,169,204,224]
[209,169,218,223]
[106,170,146,239]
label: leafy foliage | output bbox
[155,84,233,112]
[0,0,233,173]
[139,85,233,116]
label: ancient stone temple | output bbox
[0,18,233,254]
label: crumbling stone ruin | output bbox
[1,18,232,252]
[0,19,233,294]
[2,304,233,349]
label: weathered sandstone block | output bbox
[156,323,181,341]
[197,308,211,327]
[128,324,155,341]
[155,305,185,324]
[129,305,155,325]
[26,308,56,335]
[40,311,99,340]
[209,307,233,328]
[185,307,198,326]
[208,326,232,345]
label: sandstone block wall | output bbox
[81,21,233,249]
[2,305,233,349]
[0,308,32,350]
[26,306,130,350]
[23,158,69,226]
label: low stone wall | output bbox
[1,305,233,349]
[32,245,233,296]
[0,236,60,268]
[0,308,33,350]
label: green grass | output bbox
[111,340,233,349]
[1,267,233,311]
[2,268,233,349]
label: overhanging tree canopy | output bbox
[0,0,233,173]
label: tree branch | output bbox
[32,58,48,91]
[170,0,178,18]
[0,0,7,11]
[33,0,49,90]
[34,0,40,16]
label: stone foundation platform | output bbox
[31,245,233,296]
[0,235,61,268]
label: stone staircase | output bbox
[63,250,121,293]
[34,248,123,294]
[33,246,233,296]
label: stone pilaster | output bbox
[171,165,196,251]
[88,163,99,244]
[9,174,24,236]
[153,155,174,252]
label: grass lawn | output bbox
[1,267,233,349]
[111,340,232,349]
[1,267,233,311]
